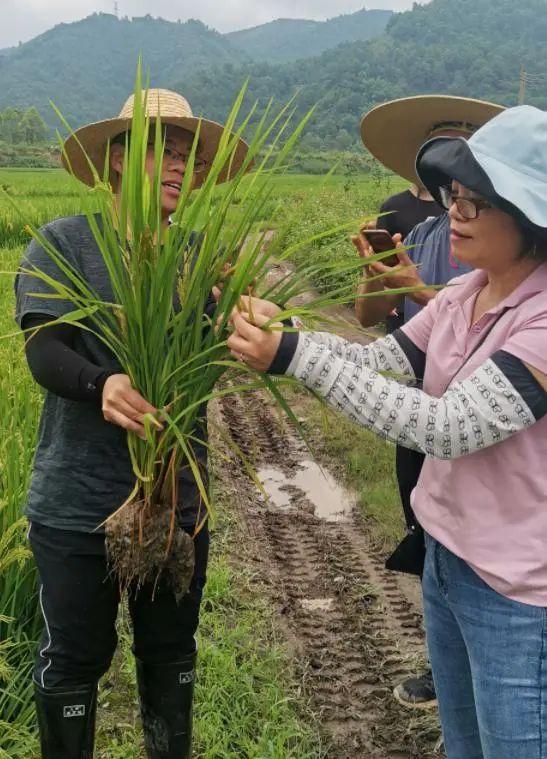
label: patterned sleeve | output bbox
[304,331,418,378]
[269,327,424,382]
[283,334,546,459]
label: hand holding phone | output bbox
[359,228,400,267]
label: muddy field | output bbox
[210,287,442,758]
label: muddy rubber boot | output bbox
[34,681,97,758]
[136,654,196,758]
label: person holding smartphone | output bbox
[368,184,444,333]
[355,95,503,710]
[226,105,547,758]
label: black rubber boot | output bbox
[136,654,196,758]
[34,681,97,758]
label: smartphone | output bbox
[360,228,399,266]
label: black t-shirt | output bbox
[377,189,443,240]
[15,215,207,533]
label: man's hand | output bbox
[351,230,403,277]
[368,248,423,288]
[102,374,159,439]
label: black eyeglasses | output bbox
[147,142,207,173]
[439,186,493,220]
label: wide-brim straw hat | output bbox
[360,95,504,185]
[62,89,250,189]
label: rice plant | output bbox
[0,245,42,758]
[3,64,385,601]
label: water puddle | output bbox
[301,598,335,612]
[257,461,353,522]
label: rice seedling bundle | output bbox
[3,64,400,601]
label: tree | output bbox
[0,107,24,143]
[18,107,48,144]
[337,129,353,151]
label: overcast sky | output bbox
[0,1,424,48]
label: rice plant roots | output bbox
[105,500,195,602]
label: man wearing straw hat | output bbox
[15,89,247,758]
[355,95,503,710]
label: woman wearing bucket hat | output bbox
[355,95,503,332]
[15,89,248,758]
[355,95,503,709]
[226,105,547,758]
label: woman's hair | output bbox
[520,223,547,262]
[491,192,547,262]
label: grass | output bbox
[273,173,407,295]
[0,165,340,757]
[0,164,406,756]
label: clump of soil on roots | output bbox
[105,500,195,602]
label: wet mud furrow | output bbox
[213,387,441,758]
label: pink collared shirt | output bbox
[402,263,547,605]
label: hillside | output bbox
[0,8,392,131]
[181,0,547,149]
[0,0,546,151]
[0,13,246,129]
[226,9,392,63]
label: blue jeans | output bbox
[423,533,547,759]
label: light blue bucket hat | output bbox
[416,105,547,229]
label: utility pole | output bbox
[114,1,119,18]
[518,65,527,105]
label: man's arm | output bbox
[355,277,404,328]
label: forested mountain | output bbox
[0,14,247,128]
[226,9,392,63]
[0,0,546,151]
[181,0,547,149]
[0,8,390,129]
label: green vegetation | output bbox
[275,172,406,294]
[226,9,392,63]
[0,107,54,169]
[2,0,544,150]
[93,520,323,759]
[274,179,405,549]
[184,0,547,149]
[0,243,43,757]
[0,107,48,144]
[0,119,407,753]
[0,166,339,757]
[0,14,246,129]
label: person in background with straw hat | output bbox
[227,104,547,758]
[15,89,247,759]
[354,95,503,709]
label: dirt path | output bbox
[207,243,442,756]
[211,381,441,758]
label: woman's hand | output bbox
[102,374,159,439]
[227,311,283,372]
[212,287,282,321]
